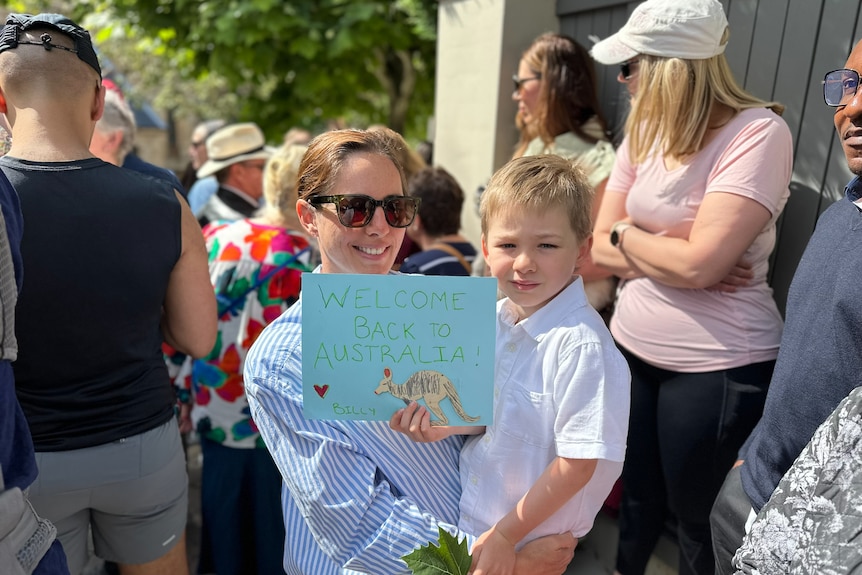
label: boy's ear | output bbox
[0,90,7,115]
[574,234,594,272]
[481,233,490,259]
[297,199,319,237]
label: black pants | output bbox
[614,348,772,575]
[710,465,752,575]
[198,436,286,575]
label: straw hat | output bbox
[196,122,275,178]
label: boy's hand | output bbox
[471,527,516,575]
[388,402,455,443]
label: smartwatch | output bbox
[610,222,633,248]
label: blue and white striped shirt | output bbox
[245,293,473,574]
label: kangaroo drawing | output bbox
[374,367,480,426]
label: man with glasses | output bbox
[196,122,274,227]
[710,43,862,575]
[243,128,578,574]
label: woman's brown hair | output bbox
[514,33,609,158]
[297,128,408,201]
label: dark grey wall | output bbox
[557,0,861,314]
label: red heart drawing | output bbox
[313,384,329,399]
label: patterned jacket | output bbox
[733,386,862,574]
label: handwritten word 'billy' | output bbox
[332,403,376,417]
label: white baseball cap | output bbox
[590,0,728,65]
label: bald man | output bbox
[0,13,216,575]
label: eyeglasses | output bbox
[620,59,639,80]
[190,140,206,149]
[512,74,541,91]
[823,68,860,107]
[308,194,420,228]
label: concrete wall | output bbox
[434,0,558,246]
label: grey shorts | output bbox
[28,419,188,574]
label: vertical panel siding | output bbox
[724,0,758,82]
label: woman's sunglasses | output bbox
[620,59,639,80]
[512,73,541,91]
[308,194,420,228]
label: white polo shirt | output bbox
[458,277,630,542]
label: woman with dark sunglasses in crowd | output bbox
[512,32,618,312]
[589,0,793,574]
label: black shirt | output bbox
[0,156,181,451]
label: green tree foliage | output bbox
[4,0,241,131]
[72,0,438,140]
[87,12,242,125]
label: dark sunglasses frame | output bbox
[620,59,639,80]
[823,68,860,107]
[308,194,420,228]
[512,73,541,91]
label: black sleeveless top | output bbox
[0,157,181,451]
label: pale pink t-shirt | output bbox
[607,107,792,372]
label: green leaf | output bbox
[403,527,472,575]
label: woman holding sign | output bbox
[244,128,576,574]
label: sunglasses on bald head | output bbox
[308,194,420,228]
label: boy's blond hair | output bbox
[480,155,593,242]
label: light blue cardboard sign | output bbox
[302,273,497,425]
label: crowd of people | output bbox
[0,1,859,575]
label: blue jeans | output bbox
[615,348,773,575]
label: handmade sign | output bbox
[302,273,497,425]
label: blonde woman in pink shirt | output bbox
[589,1,792,574]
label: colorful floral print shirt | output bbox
[170,219,311,449]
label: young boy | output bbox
[391,154,631,574]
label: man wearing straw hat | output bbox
[196,122,275,227]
